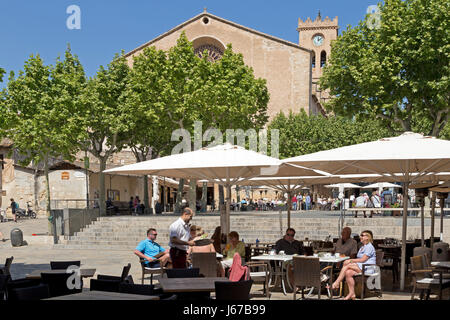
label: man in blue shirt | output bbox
[134,228,171,268]
[305,194,311,210]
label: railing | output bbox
[50,199,98,210]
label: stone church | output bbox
[125,10,338,118]
[0,11,339,215]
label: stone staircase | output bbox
[53,213,449,251]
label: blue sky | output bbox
[0,0,380,87]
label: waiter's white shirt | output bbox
[169,217,190,251]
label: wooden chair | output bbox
[191,252,217,277]
[0,274,11,300]
[165,268,200,278]
[381,247,401,284]
[0,257,14,276]
[139,258,164,285]
[292,256,332,300]
[97,263,131,282]
[353,249,384,299]
[8,284,50,301]
[410,255,450,300]
[215,279,253,301]
[50,260,81,270]
[41,272,82,297]
[246,261,270,299]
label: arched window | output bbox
[312,52,316,69]
[320,51,327,68]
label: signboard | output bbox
[61,172,70,180]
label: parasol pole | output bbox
[400,162,410,291]
[430,192,436,250]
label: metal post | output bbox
[431,192,436,250]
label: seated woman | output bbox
[187,226,215,256]
[211,226,227,254]
[220,231,246,277]
[331,230,376,300]
[188,226,224,276]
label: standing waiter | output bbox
[168,207,196,268]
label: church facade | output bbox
[125,10,338,118]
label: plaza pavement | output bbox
[0,217,446,300]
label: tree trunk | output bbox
[152,176,159,214]
[44,159,51,216]
[174,178,185,213]
[43,158,56,243]
[236,186,241,203]
[189,179,197,213]
[201,182,207,213]
[143,175,150,214]
[99,159,106,216]
[219,185,225,205]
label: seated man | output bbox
[275,228,304,255]
[334,227,358,259]
[106,198,118,215]
[134,228,171,268]
[275,228,304,287]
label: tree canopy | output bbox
[268,110,392,159]
[1,48,86,214]
[77,53,131,214]
[320,0,449,137]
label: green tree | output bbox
[125,33,270,213]
[268,110,392,159]
[1,48,85,217]
[320,0,449,136]
[78,53,130,215]
[125,46,175,212]
[0,67,5,82]
[197,44,269,133]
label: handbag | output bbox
[367,199,374,208]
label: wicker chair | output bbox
[139,258,164,285]
[8,284,50,301]
[215,279,253,301]
[0,257,13,276]
[246,261,270,299]
[353,249,384,299]
[191,252,217,278]
[410,255,450,300]
[381,247,401,284]
[50,260,81,270]
[292,256,332,300]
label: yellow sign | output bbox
[61,172,70,180]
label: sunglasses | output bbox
[360,234,367,237]
[151,233,158,236]
[287,233,295,237]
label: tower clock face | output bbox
[313,35,324,47]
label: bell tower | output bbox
[297,11,338,82]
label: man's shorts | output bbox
[145,260,161,268]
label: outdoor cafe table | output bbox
[158,277,230,293]
[431,261,450,300]
[44,290,160,300]
[251,254,349,297]
[26,268,97,280]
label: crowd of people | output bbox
[133,207,378,300]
